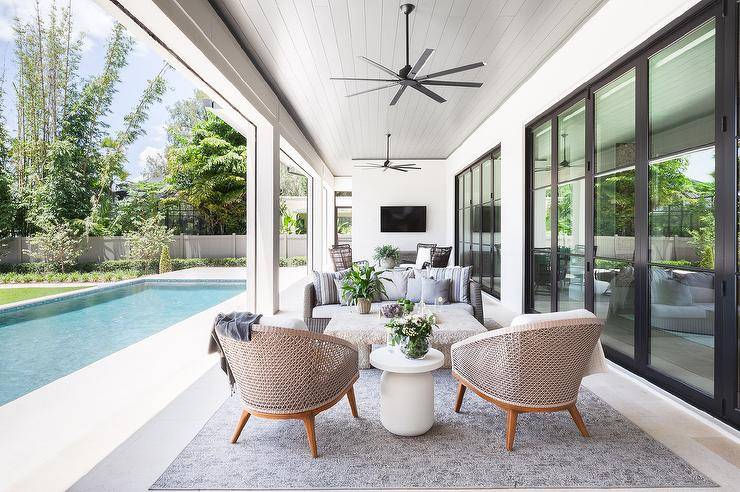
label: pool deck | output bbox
[0,271,251,492]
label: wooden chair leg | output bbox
[302,414,318,458]
[568,404,590,437]
[454,383,466,413]
[505,409,519,451]
[230,410,250,443]
[346,386,359,418]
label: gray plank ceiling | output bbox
[211,0,606,176]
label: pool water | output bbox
[0,281,245,406]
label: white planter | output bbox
[380,257,396,269]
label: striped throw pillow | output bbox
[313,269,349,305]
[428,266,471,303]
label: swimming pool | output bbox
[0,280,245,406]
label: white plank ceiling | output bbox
[211,0,606,175]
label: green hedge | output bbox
[0,257,248,283]
[0,257,247,274]
[279,256,307,267]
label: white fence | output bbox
[1,234,308,264]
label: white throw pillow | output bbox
[428,266,471,303]
[380,269,412,301]
[415,246,433,268]
[510,309,596,326]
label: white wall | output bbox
[353,161,448,262]
[444,0,701,314]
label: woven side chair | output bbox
[217,325,359,457]
[451,317,603,451]
[329,244,353,271]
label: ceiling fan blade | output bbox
[410,83,446,103]
[393,164,421,168]
[389,85,407,106]
[355,164,385,168]
[346,82,400,97]
[417,61,485,81]
[419,80,483,87]
[393,166,421,170]
[357,56,401,79]
[409,48,434,78]
[389,167,409,172]
[330,77,400,82]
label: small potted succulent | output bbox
[386,313,437,359]
[373,244,400,269]
[341,264,386,314]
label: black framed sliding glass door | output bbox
[455,146,501,298]
[525,0,739,428]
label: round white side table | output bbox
[369,346,444,436]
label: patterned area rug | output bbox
[152,370,714,490]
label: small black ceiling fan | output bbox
[331,3,485,106]
[356,134,421,172]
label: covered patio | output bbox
[1,0,739,490]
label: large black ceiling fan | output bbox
[331,3,485,106]
[356,134,421,172]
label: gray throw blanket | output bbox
[208,312,263,391]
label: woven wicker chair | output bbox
[451,317,603,451]
[329,244,353,271]
[217,325,360,457]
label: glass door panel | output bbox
[557,255,585,311]
[533,122,552,189]
[595,70,636,174]
[557,100,586,182]
[649,20,715,159]
[595,168,636,260]
[472,165,481,206]
[557,179,586,255]
[649,266,715,395]
[533,252,552,313]
[595,259,635,357]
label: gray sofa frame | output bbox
[303,280,484,333]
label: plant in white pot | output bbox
[373,244,400,269]
[341,264,387,314]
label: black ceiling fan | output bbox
[355,134,421,172]
[331,3,485,106]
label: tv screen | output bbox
[380,206,427,233]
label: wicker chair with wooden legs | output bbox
[451,317,602,451]
[217,325,359,458]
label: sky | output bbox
[0,0,198,181]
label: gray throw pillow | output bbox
[406,278,422,303]
[428,266,471,303]
[421,278,450,304]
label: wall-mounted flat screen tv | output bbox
[380,206,427,233]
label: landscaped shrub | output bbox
[159,247,172,274]
[279,256,307,267]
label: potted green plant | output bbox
[386,313,437,359]
[341,264,387,314]
[373,244,400,269]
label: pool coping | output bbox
[0,287,248,492]
[0,277,246,314]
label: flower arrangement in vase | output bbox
[385,313,437,359]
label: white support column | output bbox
[255,122,280,314]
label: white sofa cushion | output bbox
[428,266,471,303]
[510,309,607,376]
[258,316,308,330]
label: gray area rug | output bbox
[152,370,714,490]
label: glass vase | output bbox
[400,336,430,359]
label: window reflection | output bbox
[557,179,586,254]
[594,259,635,357]
[649,267,714,395]
[594,168,635,260]
[596,70,636,174]
[558,255,584,311]
[649,148,715,268]
[533,122,551,189]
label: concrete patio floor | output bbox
[69,294,740,492]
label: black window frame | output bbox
[524,0,739,429]
[455,145,502,298]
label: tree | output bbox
[0,72,17,237]
[9,4,168,235]
[167,111,246,234]
[166,90,207,142]
[26,220,83,272]
[125,215,173,262]
[142,151,167,182]
[109,181,164,234]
